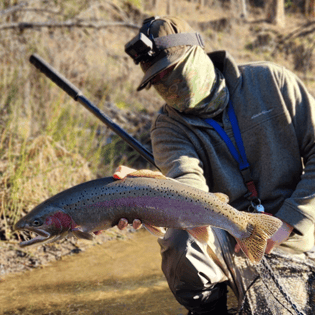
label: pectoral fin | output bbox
[187,226,210,244]
[93,230,102,235]
[72,229,94,240]
[143,224,166,238]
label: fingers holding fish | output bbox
[117,218,142,230]
[265,220,293,254]
[132,219,142,230]
[235,218,291,255]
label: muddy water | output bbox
[0,230,187,315]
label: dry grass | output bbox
[0,0,161,239]
[0,135,92,239]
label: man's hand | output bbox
[117,218,142,230]
[235,218,294,254]
[264,220,293,253]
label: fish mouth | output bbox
[18,228,52,247]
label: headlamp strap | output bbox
[140,16,205,51]
[140,16,157,35]
[154,33,205,50]
[125,16,205,64]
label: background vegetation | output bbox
[1,0,315,242]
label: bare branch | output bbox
[17,8,62,15]
[0,20,140,31]
[0,2,28,17]
[277,21,315,46]
[103,1,129,22]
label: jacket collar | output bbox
[209,50,241,95]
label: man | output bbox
[119,16,315,314]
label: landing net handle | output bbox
[29,54,157,170]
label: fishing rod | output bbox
[29,54,158,170]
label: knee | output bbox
[158,229,191,284]
[159,229,190,258]
[158,229,227,306]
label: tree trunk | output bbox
[166,0,173,15]
[266,0,285,27]
[150,0,160,13]
[230,0,247,19]
[305,0,315,19]
[241,0,247,19]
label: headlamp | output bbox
[125,32,155,65]
[125,16,205,65]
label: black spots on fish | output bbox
[101,186,112,193]
[66,202,79,211]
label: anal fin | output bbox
[187,226,210,244]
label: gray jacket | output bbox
[151,51,315,253]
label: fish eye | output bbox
[32,219,42,226]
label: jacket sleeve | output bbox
[275,67,315,236]
[151,116,209,193]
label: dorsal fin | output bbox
[113,165,137,179]
[113,165,166,180]
[127,169,166,179]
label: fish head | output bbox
[14,204,76,247]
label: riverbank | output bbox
[0,227,136,277]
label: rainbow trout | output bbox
[14,172,283,264]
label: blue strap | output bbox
[227,102,250,170]
[204,101,249,171]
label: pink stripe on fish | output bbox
[92,196,206,216]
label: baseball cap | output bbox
[137,16,196,91]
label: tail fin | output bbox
[236,213,283,264]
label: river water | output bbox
[0,230,187,315]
